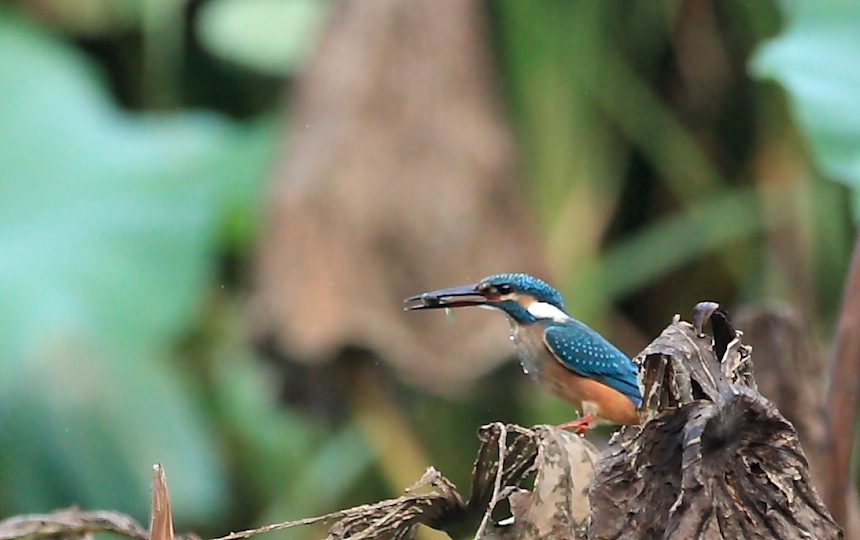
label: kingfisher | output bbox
[405,273,641,433]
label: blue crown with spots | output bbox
[481,273,566,312]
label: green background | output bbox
[0,1,857,539]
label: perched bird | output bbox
[405,273,641,432]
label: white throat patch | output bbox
[526,301,570,323]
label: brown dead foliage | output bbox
[590,304,841,539]
[0,303,841,539]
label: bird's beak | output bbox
[404,283,487,311]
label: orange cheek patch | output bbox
[515,294,536,308]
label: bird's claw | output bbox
[556,414,596,435]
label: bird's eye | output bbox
[497,284,513,295]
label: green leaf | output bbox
[0,347,225,520]
[0,11,272,520]
[209,345,318,499]
[751,0,860,215]
[196,0,331,76]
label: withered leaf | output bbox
[324,423,596,539]
[497,426,597,540]
[0,305,842,540]
[590,305,842,539]
[149,464,175,540]
[0,509,146,540]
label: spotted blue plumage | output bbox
[480,273,640,405]
[406,272,641,426]
[481,273,565,324]
[542,320,641,406]
[483,273,565,310]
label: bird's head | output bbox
[405,273,569,325]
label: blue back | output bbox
[542,319,641,406]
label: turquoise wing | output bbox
[542,321,641,405]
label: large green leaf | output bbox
[196,0,331,76]
[0,11,272,520]
[751,0,860,215]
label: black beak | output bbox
[404,283,487,311]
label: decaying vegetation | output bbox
[0,304,840,539]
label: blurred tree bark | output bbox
[733,306,827,477]
[823,231,860,532]
[254,0,548,390]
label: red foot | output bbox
[557,414,597,435]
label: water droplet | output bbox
[445,307,455,324]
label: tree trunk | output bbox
[254,0,548,392]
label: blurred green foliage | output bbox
[0,7,268,522]
[752,0,860,211]
[0,1,857,539]
[197,0,330,76]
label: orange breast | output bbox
[513,323,639,426]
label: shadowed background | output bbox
[1,1,858,539]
